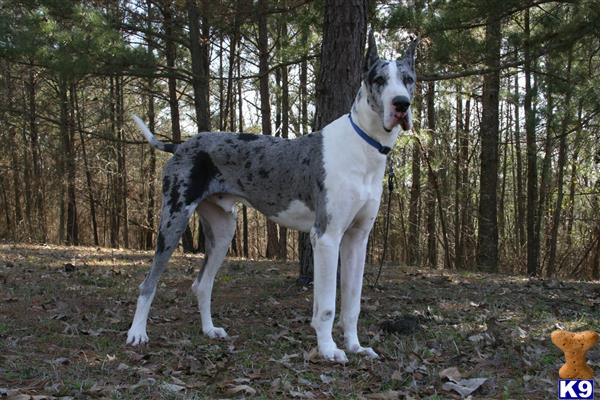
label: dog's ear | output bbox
[364,30,379,72]
[403,36,419,71]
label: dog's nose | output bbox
[392,96,411,113]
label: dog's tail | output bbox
[132,114,178,153]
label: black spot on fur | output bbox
[368,65,378,84]
[162,176,171,195]
[185,151,220,204]
[237,179,245,191]
[157,232,165,253]
[237,133,259,141]
[244,161,252,169]
[169,177,181,213]
[247,173,253,182]
[302,158,310,165]
[258,169,269,179]
[225,139,234,144]
[317,181,324,192]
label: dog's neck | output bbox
[349,83,400,153]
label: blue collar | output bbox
[348,114,391,155]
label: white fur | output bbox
[127,52,413,364]
[269,200,315,231]
[306,114,388,361]
[126,291,154,345]
[381,62,412,131]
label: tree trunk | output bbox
[27,69,46,241]
[461,97,473,266]
[278,20,289,260]
[145,89,157,250]
[300,26,309,136]
[425,81,437,268]
[476,12,501,273]
[454,84,462,269]
[144,0,157,250]
[115,78,129,248]
[298,0,367,281]
[164,3,194,252]
[63,80,78,245]
[525,8,539,276]
[6,68,22,232]
[513,71,525,254]
[187,0,211,132]
[109,77,119,247]
[256,0,280,259]
[546,50,573,277]
[565,103,582,253]
[537,66,553,275]
[73,85,99,246]
[407,83,422,267]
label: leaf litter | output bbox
[1,243,599,398]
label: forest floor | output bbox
[1,243,599,399]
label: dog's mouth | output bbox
[384,111,411,132]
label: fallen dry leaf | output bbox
[442,377,487,397]
[365,390,403,399]
[439,366,462,381]
[227,384,257,396]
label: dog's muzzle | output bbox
[391,96,411,131]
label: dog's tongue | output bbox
[399,115,410,131]
[395,112,410,131]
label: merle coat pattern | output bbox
[127,32,417,363]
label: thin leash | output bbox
[372,156,395,288]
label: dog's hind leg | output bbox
[192,199,237,339]
[127,198,198,346]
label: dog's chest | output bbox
[268,199,315,232]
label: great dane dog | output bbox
[128,32,417,363]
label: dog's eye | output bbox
[403,76,414,85]
[373,76,386,85]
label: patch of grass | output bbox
[0,322,10,334]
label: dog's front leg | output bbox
[311,231,347,363]
[340,226,378,359]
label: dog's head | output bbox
[363,32,417,132]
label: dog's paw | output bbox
[348,345,379,359]
[204,326,228,339]
[126,328,149,346]
[320,347,348,364]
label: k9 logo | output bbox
[558,380,594,400]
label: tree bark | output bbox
[164,3,194,252]
[407,83,422,267]
[278,20,289,260]
[425,81,437,268]
[454,84,462,269]
[62,80,78,245]
[525,8,539,276]
[73,86,99,246]
[476,11,501,273]
[513,71,525,254]
[187,0,211,132]
[298,0,367,281]
[26,68,46,241]
[144,0,157,250]
[546,50,573,277]
[256,0,280,259]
